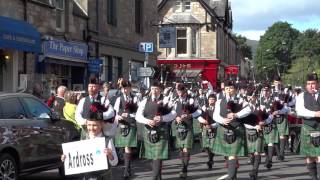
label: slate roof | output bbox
[163,13,201,24]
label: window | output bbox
[55,0,65,31]
[191,28,197,55]
[177,29,187,55]
[175,1,182,12]
[184,1,191,11]
[22,98,51,119]
[130,60,144,82]
[107,0,117,26]
[174,1,191,12]
[0,98,27,119]
[135,0,142,34]
[106,56,122,82]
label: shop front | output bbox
[0,16,41,92]
[157,59,221,88]
[41,39,88,96]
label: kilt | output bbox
[212,124,247,157]
[193,119,202,136]
[115,125,137,148]
[275,116,289,136]
[246,129,264,153]
[140,125,169,160]
[300,124,320,157]
[172,122,194,149]
[201,128,216,150]
[263,124,279,144]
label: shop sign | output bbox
[225,65,239,75]
[43,39,88,61]
[88,58,103,74]
[159,27,176,48]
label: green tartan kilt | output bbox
[275,116,289,136]
[115,125,137,148]
[193,119,202,136]
[263,125,279,144]
[300,124,320,157]
[212,125,247,157]
[172,123,194,149]
[246,130,264,153]
[201,128,215,150]
[140,125,169,160]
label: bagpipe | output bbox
[175,99,198,140]
[200,107,217,139]
[145,98,173,143]
[118,98,139,137]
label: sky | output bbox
[230,0,320,41]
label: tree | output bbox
[292,29,320,72]
[254,21,300,80]
[235,34,252,60]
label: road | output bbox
[24,143,308,180]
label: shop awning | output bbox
[0,16,41,53]
[174,69,202,77]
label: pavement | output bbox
[25,143,309,180]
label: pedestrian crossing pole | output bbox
[144,52,150,89]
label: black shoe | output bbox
[179,172,187,179]
[123,170,130,179]
[207,161,213,170]
[249,171,257,180]
[277,155,284,161]
[265,161,272,170]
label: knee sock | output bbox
[228,159,237,180]
[280,139,286,156]
[253,155,261,173]
[182,152,190,173]
[152,159,162,180]
[267,146,273,163]
[208,151,214,163]
[124,153,131,174]
[307,162,318,180]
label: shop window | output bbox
[130,60,143,82]
[177,29,187,55]
[107,0,117,26]
[56,0,65,31]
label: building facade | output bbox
[0,0,158,96]
[157,0,240,87]
[87,0,158,86]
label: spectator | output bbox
[63,91,82,133]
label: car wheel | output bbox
[0,153,18,180]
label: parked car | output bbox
[0,93,80,179]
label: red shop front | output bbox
[157,59,221,88]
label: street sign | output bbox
[138,67,155,77]
[139,42,154,53]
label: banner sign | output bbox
[88,58,103,74]
[159,27,176,48]
[225,65,239,75]
[43,39,88,61]
[62,137,108,175]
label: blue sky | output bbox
[230,0,320,40]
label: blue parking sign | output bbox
[139,42,153,53]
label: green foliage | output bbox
[235,34,253,59]
[254,21,300,80]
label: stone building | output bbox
[0,0,158,96]
[157,0,240,87]
[87,0,158,86]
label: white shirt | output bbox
[88,133,118,167]
[75,95,116,137]
[296,92,318,118]
[213,99,252,124]
[135,98,177,124]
